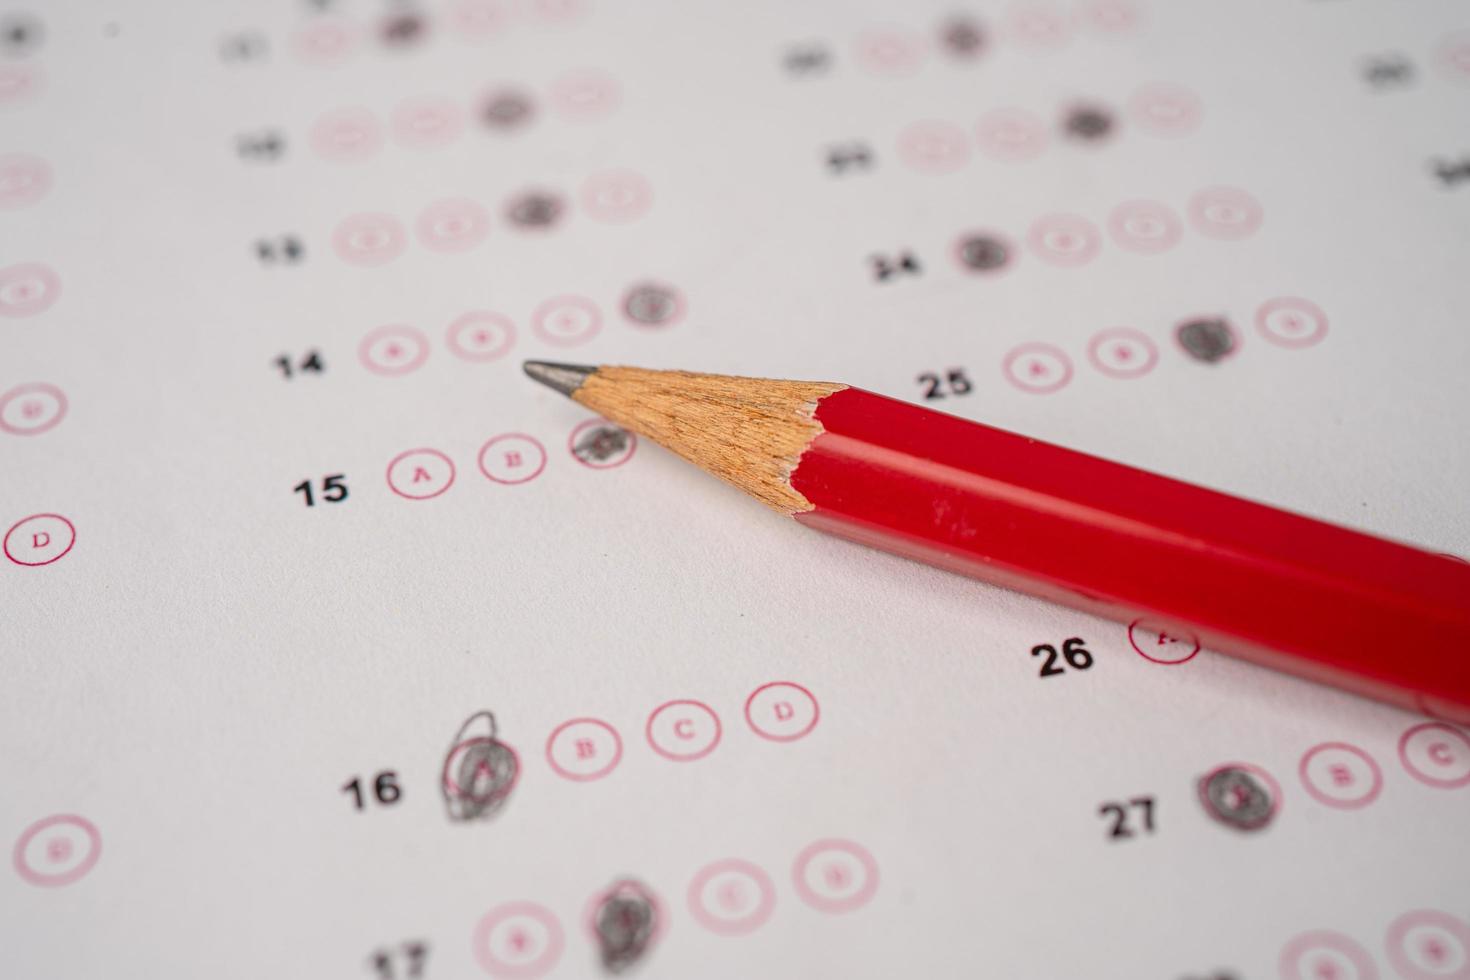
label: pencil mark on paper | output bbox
[1062,104,1115,142]
[593,879,659,973]
[1197,765,1276,831]
[573,424,630,464]
[1175,317,1236,363]
[442,711,519,822]
[955,233,1011,273]
[622,283,680,327]
[505,190,564,230]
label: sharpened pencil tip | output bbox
[523,360,595,398]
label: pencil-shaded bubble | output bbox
[593,879,659,973]
[622,283,681,327]
[1198,765,1276,831]
[939,17,986,57]
[956,234,1011,273]
[0,13,43,56]
[1176,317,1235,363]
[505,190,563,229]
[442,711,519,822]
[481,89,535,130]
[380,11,428,48]
[1063,104,1115,142]
[573,425,629,464]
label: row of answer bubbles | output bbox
[308,73,619,159]
[899,84,1200,173]
[332,178,653,264]
[470,839,878,977]
[998,297,1328,393]
[948,189,1263,278]
[784,2,1144,78]
[358,290,684,377]
[284,0,589,66]
[1280,910,1470,980]
[385,423,635,499]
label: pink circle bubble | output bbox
[1027,213,1101,267]
[792,839,879,914]
[582,881,666,961]
[310,108,383,163]
[897,120,971,174]
[547,69,620,121]
[976,108,1048,162]
[1439,31,1470,82]
[293,18,356,66]
[855,28,925,75]
[0,382,67,435]
[646,699,721,762]
[1002,342,1073,394]
[545,717,623,782]
[1087,328,1158,379]
[386,448,456,500]
[1256,297,1328,349]
[1078,0,1142,34]
[0,154,51,209]
[1189,186,1263,240]
[531,295,601,347]
[478,433,547,485]
[0,63,41,105]
[1280,931,1379,980]
[12,814,101,887]
[1398,722,1470,789]
[4,513,75,567]
[473,902,564,978]
[333,213,407,267]
[415,198,490,252]
[579,169,652,224]
[359,325,429,376]
[1298,742,1382,811]
[568,419,637,469]
[447,311,516,362]
[0,262,60,317]
[687,859,776,936]
[450,0,512,37]
[1129,82,1201,136]
[1107,199,1182,254]
[391,96,465,148]
[744,681,820,742]
[1128,618,1200,664]
[1006,4,1071,48]
[1387,910,1470,980]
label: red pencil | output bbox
[526,361,1470,717]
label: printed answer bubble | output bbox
[386,448,456,500]
[897,120,970,174]
[744,682,820,741]
[1397,722,1470,789]
[687,859,775,935]
[1107,200,1182,254]
[0,153,50,208]
[1003,342,1073,394]
[447,312,516,362]
[1256,297,1328,349]
[1299,742,1382,810]
[391,96,464,148]
[1127,619,1199,663]
[479,434,547,485]
[792,839,879,913]
[954,232,1015,275]
[358,325,429,376]
[0,382,67,435]
[976,108,1048,161]
[855,28,925,75]
[416,198,490,252]
[1129,82,1201,136]
[1087,329,1158,379]
[333,213,406,266]
[12,814,101,887]
[473,902,563,978]
[310,108,383,163]
[1188,186,1263,240]
[1386,910,1470,980]
[646,699,721,761]
[548,69,619,120]
[589,879,662,972]
[4,513,75,566]
[1027,214,1101,267]
[0,262,60,317]
[443,711,519,822]
[1279,931,1378,980]
[546,718,622,781]
[581,170,652,223]
[531,295,600,346]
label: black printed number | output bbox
[1098,796,1155,840]
[275,350,325,379]
[294,474,348,507]
[917,368,973,400]
[1031,637,1093,677]
[369,941,429,979]
[343,771,402,811]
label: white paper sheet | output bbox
[5,1,1470,977]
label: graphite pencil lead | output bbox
[523,360,595,398]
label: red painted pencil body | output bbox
[790,387,1470,717]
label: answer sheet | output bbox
[4,1,1470,977]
